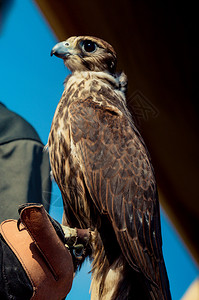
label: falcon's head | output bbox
[51,36,117,73]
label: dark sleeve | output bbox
[0,139,51,222]
[0,104,52,221]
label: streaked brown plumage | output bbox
[48,36,171,299]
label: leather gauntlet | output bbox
[0,204,74,300]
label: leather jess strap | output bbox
[0,205,74,300]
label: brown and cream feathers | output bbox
[48,36,171,299]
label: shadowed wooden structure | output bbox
[34,0,198,267]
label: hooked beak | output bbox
[50,41,71,59]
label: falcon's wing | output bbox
[68,96,163,285]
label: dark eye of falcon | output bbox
[82,40,97,53]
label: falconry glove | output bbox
[0,204,74,300]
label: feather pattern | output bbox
[48,36,171,299]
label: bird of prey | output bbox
[49,36,171,299]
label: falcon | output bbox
[49,36,171,299]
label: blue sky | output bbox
[0,1,198,299]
